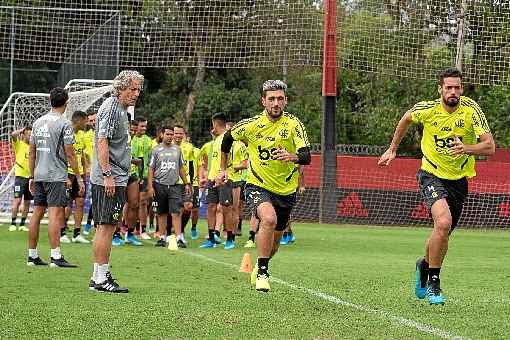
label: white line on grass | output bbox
[186,251,468,340]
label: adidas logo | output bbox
[336,192,368,217]
[498,202,510,217]
[410,202,430,219]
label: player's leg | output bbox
[244,214,257,248]
[18,197,31,231]
[91,184,128,293]
[46,182,77,267]
[83,176,94,235]
[190,186,200,239]
[215,205,223,242]
[220,180,235,249]
[71,176,89,244]
[125,177,142,246]
[138,179,150,238]
[201,181,218,248]
[154,182,169,247]
[10,177,24,231]
[232,184,241,235]
[27,183,47,265]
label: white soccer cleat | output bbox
[72,235,90,244]
[60,234,71,243]
[140,232,152,240]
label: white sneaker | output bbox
[60,234,71,243]
[140,232,151,240]
[72,234,90,244]
[8,225,17,232]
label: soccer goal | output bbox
[0,79,113,220]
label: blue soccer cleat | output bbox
[279,235,289,245]
[213,234,223,244]
[288,233,296,243]
[191,228,198,240]
[224,240,235,250]
[112,234,124,246]
[83,223,93,235]
[426,282,445,305]
[125,233,142,246]
[199,240,216,248]
[415,257,428,299]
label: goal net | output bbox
[0,80,112,218]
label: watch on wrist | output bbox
[102,170,112,177]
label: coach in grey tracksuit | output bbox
[89,70,144,293]
[27,87,83,268]
[147,127,191,246]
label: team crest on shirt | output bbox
[455,119,465,128]
[279,129,289,139]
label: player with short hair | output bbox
[201,112,237,250]
[27,87,84,268]
[9,127,33,232]
[131,116,153,240]
[147,126,191,247]
[220,80,311,291]
[90,70,143,293]
[378,67,495,305]
[83,112,96,235]
[60,110,90,244]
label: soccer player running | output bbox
[378,68,495,305]
[220,80,311,291]
[147,126,191,247]
[27,87,84,267]
[90,70,143,293]
[9,127,32,232]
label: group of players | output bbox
[10,71,309,293]
[8,67,494,304]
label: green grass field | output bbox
[1,221,509,339]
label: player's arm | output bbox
[234,159,248,171]
[449,132,495,157]
[298,165,305,194]
[147,155,155,198]
[81,149,89,178]
[96,137,115,196]
[28,142,36,194]
[11,128,23,142]
[220,129,234,174]
[179,156,192,196]
[378,110,413,166]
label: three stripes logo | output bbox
[336,192,368,218]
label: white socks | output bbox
[91,263,98,281]
[28,248,38,259]
[50,247,61,260]
[95,263,110,284]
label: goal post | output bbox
[0,80,113,218]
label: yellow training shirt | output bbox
[68,130,86,175]
[230,111,310,196]
[13,139,30,178]
[410,96,490,180]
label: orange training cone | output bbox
[239,252,253,273]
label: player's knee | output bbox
[259,213,277,229]
[434,215,452,237]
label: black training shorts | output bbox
[91,184,126,226]
[417,169,468,231]
[244,184,296,231]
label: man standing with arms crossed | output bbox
[220,80,311,291]
[27,87,83,267]
[90,70,143,293]
[378,68,495,304]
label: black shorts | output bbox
[127,174,139,186]
[67,174,85,201]
[233,180,246,202]
[417,169,468,231]
[139,178,148,192]
[245,184,296,231]
[153,182,183,214]
[193,186,200,208]
[33,181,68,207]
[188,186,200,209]
[206,180,233,207]
[14,176,33,200]
[91,184,126,226]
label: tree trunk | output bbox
[184,51,206,124]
